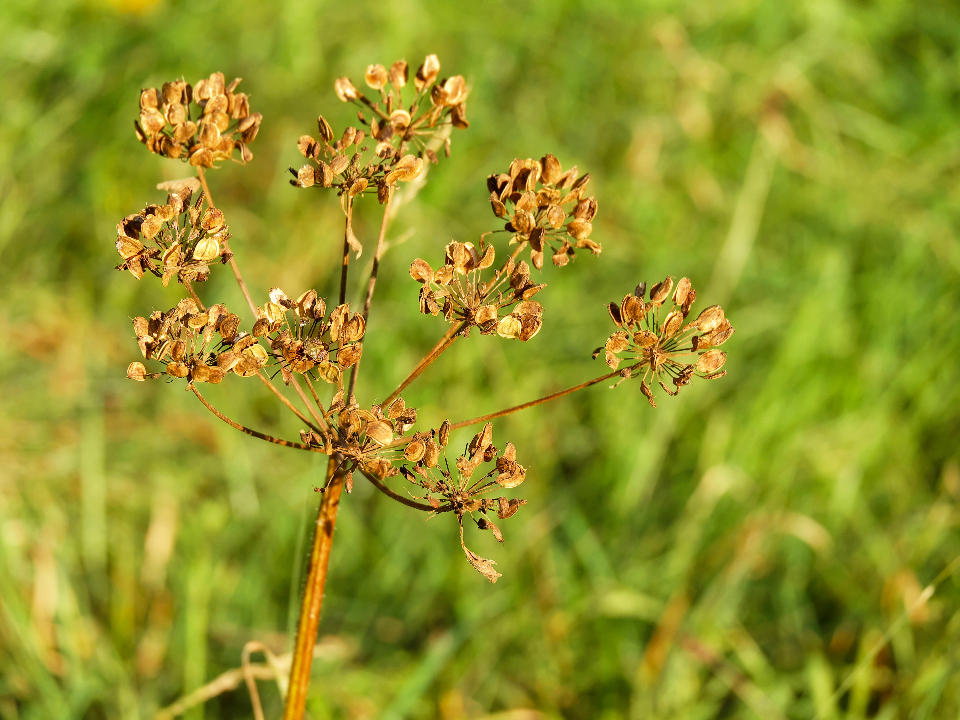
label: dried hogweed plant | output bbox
[117,56,733,719]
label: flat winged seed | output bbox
[696,305,725,333]
[166,361,189,378]
[404,441,425,462]
[708,325,735,346]
[201,208,225,231]
[478,244,495,270]
[662,310,684,338]
[438,419,450,448]
[297,165,316,187]
[365,64,388,89]
[127,362,147,381]
[336,342,362,367]
[605,331,629,353]
[334,77,360,101]
[192,236,220,262]
[634,330,658,347]
[497,315,522,340]
[366,421,393,446]
[696,349,726,374]
[316,362,341,384]
[650,276,674,305]
[605,349,620,370]
[621,294,644,324]
[216,351,240,371]
[415,54,440,91]
[343,315,365,342]
[409,258,433,283]
[298,135,316,158]
[608,302,623,327]
[673,277,692,306]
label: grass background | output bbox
[2,0,960,718]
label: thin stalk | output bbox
[197,167,257,316]
[191,386,319,452]
[381,320,466,408]
[282,457,345,720]
[183,279,206,311]
[303,375,328,416]
[347,192,393,404]
[290,376,328,431]
[256,372,323,433]
[449,368,625,431]
[359,468,438,512]
[339,200,354,307]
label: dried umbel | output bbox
[400,422,527,582]
[409,240,544,340]
[488,154,600,269]
[135,72,261,167]
[253,288,366,385]
[115,184,231,284]
[115,53,738,720]
[596,276,734,406]
[127,299,246,384]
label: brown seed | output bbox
[696,349,726,374]
[127,361,147,381]
[409,258,433,283]
[330,154,349,175]
[497,315,522,340]
[316,362,340,384]
[298,164,315,187]
[541,154,562,185]
[317,115,334,143]
[640,381,657,408]
[216,351,240,371]
[634,330,658,347]
[365,64,388,90]
[438,419,450,448]
[404,441,426,462]
[336,342,362,368]
[673,277,692,306]
[390,60,408,88]
[298,135,317,158]
[567,219,593,240]
[139,108,166,136]
[366,420,393,446]
[606,331,629,353]
[166,361,189,378]
[423,439,440,468]
[695,305,724,333]
[334,77,361,101]
[662,310,684,338]
[415,54,440,91]
[192,236,220,262]
[649,276,674,305]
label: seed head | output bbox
[595,276,734,405]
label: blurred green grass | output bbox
[2,0,960,718]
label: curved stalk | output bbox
[381,320,466,408]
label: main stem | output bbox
[282,456,345,720]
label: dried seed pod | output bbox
[410,258,433,283]
[695,305,724,333]
[438,419,450,448]
[366,420,393,446]
[423,439,440,468]
[127,361,148,381]
[334,77,360,101]
[415,54,440,91]
[649,276,674,305]
[673,277,692,306]
[404,441,426,462]
[497,315,522,339]
[336,342,362,368]
[390,60,408,88]
[317,115,334,143]
[695,349,726,374]
[365,64,388,89]
[662,310,684,338]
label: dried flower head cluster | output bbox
[597,276,734,406]
[290,54,468,226]
[409,240,545,340]
[400,422,527,582]
[115,183,231,284]
[488,155,600,269]
[115,56,737,718]
[135,72,262,167]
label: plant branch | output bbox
[197,166,257,316]
[257,372,323,434]
[183,279,206,311]
[303,375,328,416]
[282,457,345,720]
[347,191,393,404]
[191,386,320,452]
[290,375,328,431]
[449,368,624,430]
[381,320,466,408]
[359,468,438,512]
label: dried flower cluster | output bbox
[115,183,231,284]
[488,155,601,268]
[597,276,733,406]
[136,72,262,167]
[401,422,527,582]
[116,56,735,719]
